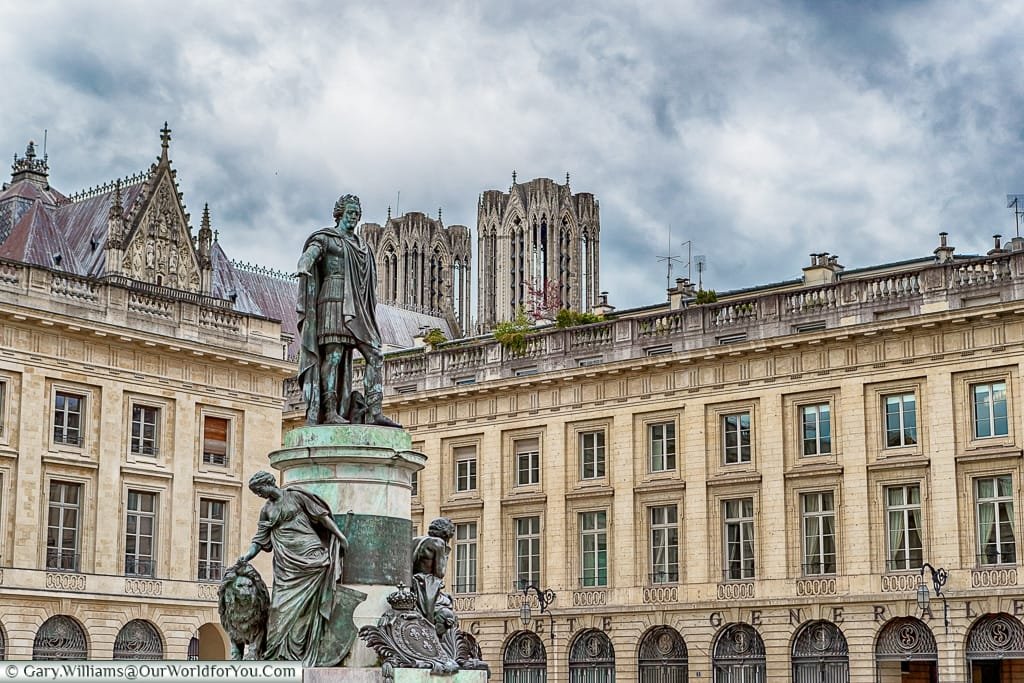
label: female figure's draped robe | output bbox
[251,488,344,667]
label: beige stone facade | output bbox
[282,241,1024,682]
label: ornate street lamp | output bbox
[519,584,557,643]
[916,562,949,632]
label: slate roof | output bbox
[0,143,451,353]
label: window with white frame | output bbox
[198,498,226,581]
[723,498,755,580]
[125,491,156,577]
[0,380,6,437]
[973,382,1009,439]
[722,412,751,464]
[883,393,917,448]
[202,415,230,465]
[46,481,81,571]
[411,470,419,498]
[454,522,478,593]
[130,405,160,456]
[649,504,679,584]
[515,438,540,487]
[579,511,608,587]
[454,446,477,493]
[53,391,84,446]
[801,491,836,575]
[976,475,1016,566]
[515,516,541,589]
[579,430,606,480]
[648,422,676,472]
[885,484,923,571]
[800,403,831,456]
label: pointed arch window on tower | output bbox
[580,231,591,311]
[430,247,444,313]
[561,220,572,308]
[453,260,463,328]
[410,246,420,306]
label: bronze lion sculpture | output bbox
[218,562,270,660]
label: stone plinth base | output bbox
[304,668,487,683]
[270,425,427,670]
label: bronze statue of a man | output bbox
[297,194,399,427]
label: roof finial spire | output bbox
[159,122,172,156]
[566,171,570,188]
[387,205,392,220]
[438,206,442,223]
[512,169,517,185]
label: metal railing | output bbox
[197,561,224,582]
[885,558,924,572]
[124,556,155,577]
[130,444,160,456]
[801,562,837,576]
[977,551,1018,567]
[203,451,229,466]
[52,429,82,446]
[45,549,80,572]
[649,570,679,584]
[722,566,756,582]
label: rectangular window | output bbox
[648,422,677,472]
[202,416,229,466]
[801,403,832,456]
[515,439,540,487]
[515,516,541,589]
[976,475,1016,566]
[411,471,419,498]
[649,505,679,584]
[885,484,923,570]
[722,413,751,464]
[46,481,81,571]
[723,498,755,580]
[198,498,226,581]
[973,383,1009,439]
[579,430,606,480]
[454,522,478,593]
[454,446,477,492]
[884,393,917,448]
[580,511,608,587]
[125,491,156,576]
[801,492,836,575]
[53,391,84,446]
[131,405,160,456]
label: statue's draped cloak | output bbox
[252,487,344,667]
[297,228,382,419]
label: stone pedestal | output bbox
[270,425,425,668]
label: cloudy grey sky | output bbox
[3,0,1024,313]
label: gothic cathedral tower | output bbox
[476,174,600,329]
[361,210,473,337]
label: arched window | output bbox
[712,623,765,682]
[966,613,1024,680]
[874,617,936,682]
[580,231,590,310]
[113,619,164,660]
[453,260,463,328]
[791,620,848,683]
[430,246,445,312]
[569,629,615,683]
[503,631,547,683]
[638,626,688,683]
[187,636,200,661]
[33,615,88,661]
[560,220,572,307]
[0,621,7,660]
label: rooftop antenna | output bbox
[1007,195,1024,238]
[680,239,695,281]
[694,255,707,290]
[396,190,401,217]
[43,129,47,158]
[656,224,683,290]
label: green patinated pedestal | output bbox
[270,424,425,668]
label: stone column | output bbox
[269,424,425,668]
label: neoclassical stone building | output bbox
[0,128,453,661]
[282,235,1024,682]
[476,175,601,331]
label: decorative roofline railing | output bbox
[230,260,297,281]
[65,171,150,203]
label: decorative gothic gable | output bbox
[121,167,201,292]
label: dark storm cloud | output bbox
[3,0,1024,314]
